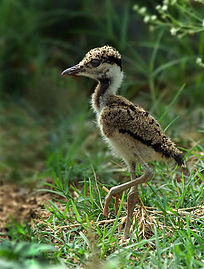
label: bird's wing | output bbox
[100,102,164,144]
[99,96,183,164]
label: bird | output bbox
[61,45,184,239]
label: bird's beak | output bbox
[61,64,83,76]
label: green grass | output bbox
[2,144,203,268]
[38,141,204,268]
[0,0,204,268]
[0,241,66,269]
[1,91,203,268]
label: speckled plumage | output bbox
[62,45,184,239]
[80,45,122,67]
[99,94,183,165]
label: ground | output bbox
[0,101,203,268]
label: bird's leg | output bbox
[103,155,153,220]
[123,162,139,239]
[124,156,153,238]
[123,185,139,239]
[114,194,122,215]
[103,186,122,215]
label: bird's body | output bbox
[62,45,184,239]
[97,94,183,166]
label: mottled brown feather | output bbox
[62,45,184,166]
[62,45,184,239]
[99,95,183,165]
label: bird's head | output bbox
[61,45,123,82]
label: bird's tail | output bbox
[173,151,185,166]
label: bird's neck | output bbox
[91,69,124,113]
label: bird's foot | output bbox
[103,186,123,218]
[114,195,123,215]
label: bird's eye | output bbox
[91,59,100,67]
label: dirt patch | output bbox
[0,182,51,238]
[0,152,203,242]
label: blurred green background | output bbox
[0,1,204,268]
[0,0,203,183]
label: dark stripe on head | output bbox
[104,56,122,70]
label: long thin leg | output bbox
[103,154,153,218]
[124,162,139,239]
[123,185,139,238]
[114,162,136,216]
